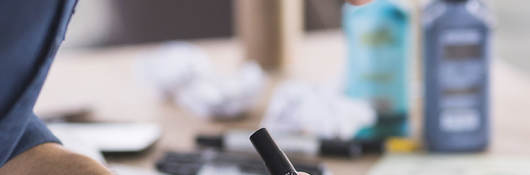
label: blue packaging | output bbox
[343,0,410,140]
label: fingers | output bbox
[346,0,373,5]
[298,172,310,175]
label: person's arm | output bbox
[0,143,112,175]
[0,0,110,174]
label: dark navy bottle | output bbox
[423,0,491,152]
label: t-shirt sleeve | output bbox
[0,0,77,166]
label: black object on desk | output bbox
[196,131,364,158]
[250,128,298,175]
[156,151,326,175]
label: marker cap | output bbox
[250,128,297,175]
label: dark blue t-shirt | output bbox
[0,0,77,166]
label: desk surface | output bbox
[35,31,530,175]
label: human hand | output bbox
[346,0,372,5]
[298,172,310,175]
[0,143,112,175]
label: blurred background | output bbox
[33,0,530,174]
[61,0,529,74]
[62,0,341,47]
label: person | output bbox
[0,0,371,174]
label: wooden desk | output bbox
[35,31,530,175]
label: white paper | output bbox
[369,154,530,175]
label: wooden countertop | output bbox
[35,31,530,175]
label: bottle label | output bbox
[437,29,485,133]
[345,17,408,115]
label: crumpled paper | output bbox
[138,42,265,119]
[261,81,376,140]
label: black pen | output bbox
[250,128,298,175]
[197,130,367,158]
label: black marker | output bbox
[250,128,298,175]
[197,131,383,158]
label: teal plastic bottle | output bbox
[343,0,410,140]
